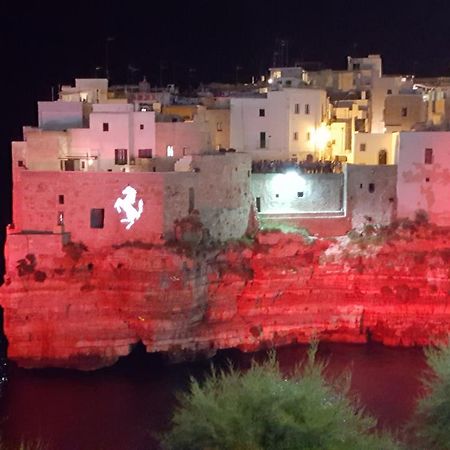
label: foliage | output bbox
[411,342,450,449]
[162,345,399,450]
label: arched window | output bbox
[378,149,387,165]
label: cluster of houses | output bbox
[7,54,450,252]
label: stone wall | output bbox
[1,223,450,370]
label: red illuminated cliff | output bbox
[1,220,450,370]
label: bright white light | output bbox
[271,171,305,197]
[88,159,94,166]
[114,185,144,230]
[311,125,331,150]
[268,78,273,84]
[167,145,174,157]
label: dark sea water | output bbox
[0,343,428,450]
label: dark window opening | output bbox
[387,89,392,95]
[90,208,104,228]
[115,148,128,165]
[297,192,304,198]
[256,197,261,212]
[64,159,75,171]
[103,122,109,132]
[294,103,300,114]
[247,170,250,177]
[378,149,387,165]
[304,104,310,114]
[18,160,24,167]
[140,124,144,130]
[259,109,265,117]
[259,132,266,149]
[426,177,430,183]
[58,195,64,205]
[138,149,153,158]
[389,197,394,203]
[360,183,363,189]
[81,161,86,169]
[275,194,279,198]
[425,148,433,164]
[188,188,195,213]
[368,183,375,193]
[401,107,408,117]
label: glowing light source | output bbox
[311,125,331,151]
[268,78,274,84]
[114,186,144,230]
[167,145,174,157]
[271,171,305,197]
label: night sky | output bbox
[2,0,450,228]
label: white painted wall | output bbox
[396,131,450,224]
[353,133,396,165]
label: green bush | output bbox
[162,346,399,450]
[411,342,450,449]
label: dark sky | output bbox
[1,0,450,225]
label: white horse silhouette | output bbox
[114,186,144,230]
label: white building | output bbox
[230,87,328,161]
[395,131,450,225]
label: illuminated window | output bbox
[293,132,298,141]
[114,149,128,165]
[425,148,433,164]
[360,143,366,152]
[294,103,300,114]
[305,104,310,114]
[103,122,109,132]
[57,211,64,226]
[401,107,408,117]
[259,109,265,117]
[138,149,153,158]
[259,132,266,149]
[90,209,104,229]
[167,145,174,157]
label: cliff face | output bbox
[1,222,450,370]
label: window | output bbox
[57,211,64,226]
[103,122,109,132]
[166,145,174,157]
[426,177,430,183]
[90,209,104,229]
[294,103,300,114]
[182,147,188,156]
[58,195,64,205]
[401,107,408,117]
[360,143,366,152]
[18,160,24,167]
[140,124,144,130]
[114,149,128,165]
[297,192,304,198]
[353,63,360,70]
[81,161,86,169]
[425,148,433,164]
[256,197,261,212]
[304,104,310,114]
[368,183,375,193]
[188,188,195,213]
[217,122,223,131]
[259,132,266,149]
[259,109,265,117]
[138,149,153,158]
[306,132,311,141]
[293,132,298,141]
[387,89,392,95]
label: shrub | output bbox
[411,342,450,449]
[162,345,399,450]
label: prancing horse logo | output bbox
[114,186,144,230]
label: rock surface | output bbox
[1,222,450,370]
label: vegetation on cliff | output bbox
[163,345,399,450]
[410,342,450,450]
